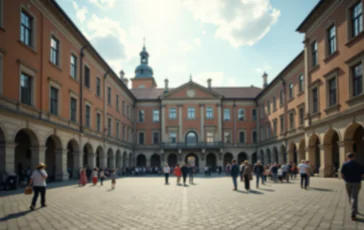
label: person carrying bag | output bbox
[28,163,48,210]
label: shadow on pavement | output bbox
[309,187,334,192]
[0,210,33,221]
[259,188,275,192]
[249,190,264,195]
[355,217,364,223]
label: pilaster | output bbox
[55,148,68,181]
[178,104,183,142]
[161,105,166,142]
[200,104,205,142]
[217,103,222,142]
[3,142,16,174]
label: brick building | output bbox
[0,0,363,181]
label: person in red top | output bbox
[174,164,182,185]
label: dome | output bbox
[135,64,154,78]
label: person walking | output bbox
[110,169,116,189]
[92,168,98,186]
[174,164,182,185]
[99,169,105,186]
[28,163,48,210]
[282,163,289,183]
[239,162,245,182]
[163,163,170,185]
[230,160,239,191]
[188,164,195,184]
[181,163,189,186]
[341,152,364,221]
[253,161,264,188]
[298,160,309,189]
[79,168,87,186]
[271,163,279,182]
[242,161,253,191]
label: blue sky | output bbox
[56,0,318,88]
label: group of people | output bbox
[78,167,117,189]
[163,163,196,186]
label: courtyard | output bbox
[0,176,364,230]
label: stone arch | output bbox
[185,152,199,167]
[288,142,297,164]
[67,139,79,179]
[136,154,147,167]
[206,153,217,171]
[107,148,114,169]
[96,146,104,168]
[344,123,364,166]
[298,139,305,162]
[151,153,161,169]
[167,153,178,167]
[308,134,320,174]
[83,143,93,168]
[266,148,271,164]
[223,152,233,166]
[273,146,279,163]
[45,134,63,181]
[116,149,122,169]
[323,129,340,177]
[237,152,248,164]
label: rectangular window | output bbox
[122,101,125,116]
[289,83,294,99]
[116,122,120,139]
[353,63,363,97]
[352,2,363,37]
[96,113,101,132]
[85,105,91,128]
[299,107,304,126]
[273,120,277,136]
[96,77,101,97]
[138,110,144,122]
[206,132,214,143]
[84,66,90,88]
[153,132,160,144]
[169,108,176,119]
[70,97,77,122]
[153,109,160,122]
[312,88,318,113]
[289,113,295,130]
[188,107,195,119]
[267,101,270,114]
[70,55,77,79]
[126,105,129,118]
[107,87,112,105]
[224,109,230,121]
[328,78,337,106]
[20,73,32,105]
[20,11,32,46]
[311,41,318,67]
[107,117,112,136]
[273,96,277,111]
[50,87,58,115]
[239,131,245,144]
[139,132,144,145]
[50,37,59,65]
[327,25,336,55]
[116,95,120,112]
[299,75,304,92]
[280,116,284,134]
[169,132,176,144]
[206,107,213,119]
[238,109,245,121]
[122,126,125,140]
[280,89,284,105]
[252,109,256,121]
[224,132,231,144]
[252,130,257,144]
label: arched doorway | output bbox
[15,129,38,180]
[168,153,177,167]
[309,134,321,174]
[223,152,233,166]
[298,139,305,162]
[186,131,198,146]
[266,149,271,164]
[238,152,248,164]
[45,135,63,182]
[351,125,364,165]
[260,150,264,165]
[323,129,340,177]
[67,139,79,179]
[288,143,297,164]
[206,153,217,171]
[137,154,147,167]
[123,152,127,168]
[116,150,122,169]
[107,148,114,169]
[96,146,103,168]
[252,152,257,164]
[273,147,278,163]
[83,143,93,168]
[151,154,161,168]
[185,153,199,167]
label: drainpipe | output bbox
[79,45,89,133]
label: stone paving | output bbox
[0,175,364,230]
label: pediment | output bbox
[160,81,223,100]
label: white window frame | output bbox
[96,112,102,132]
[311,40,318,68]
[169,108,177,120]
[326,24,337,56]
[347,1,363,40]
[289,82,294,99]
[20,6,37,50]
[206,107,213,119]
[347,53,364,100]
[19,63,36,106]
[96,77,101,97]
[85,102,92,129]
[169,132,177,144]
[206,132,214,143]
[153,109,160,122]
[326,72,338,108]
[224,131,231,144]
[48,79,61,116]
[138,110,145,122]
[152,131,160,145]
[187,107,195,119]
[69,92,78,123]
[50,34,61,67]
[107,86,112,105]
[298,74,304,93]
[70,53,77,79]
[223,108,230,121]
[238,108,245,121]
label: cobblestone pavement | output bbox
[0,175,364,230]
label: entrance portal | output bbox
[185,153,199,167]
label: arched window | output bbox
[186,132,197,146]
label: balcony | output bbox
[162,142,223,149]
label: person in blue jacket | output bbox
[230,160,239,191]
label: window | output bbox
[50,37,59,65]
[70,55,77,79]
[122,126,125,140]
[126,105,129,118]
[252,130,257,144]
[186,132,197,146]
[327,25,336,55]
[169,133,176,144]
[139,132,145,145]
[280,90,284,105]
[107,117,112,136]
[224,109,230,121]
[328,77,337,106]
[289,112,295,130]
[252,109,256,121]
[138,110,144,122]
[206,107,213,119]
[96,113,101,132]
[311,41,318,67]
[239,131,245,144]
[267,101,270,114]
[70,97,77,122]
[107,87,111,105]
[238,109,245,121]
[153,132,160,144]
[273,96,277,111]
[206,132,214,143]
[299,75,304,92]
[273,120,277,136]
[169,108,176,119]
[122,101,125,116]
[352,2,363,37]
[312,88,319,113]
[96,77,101,97]
[20,73,32,105]
[84,66,90,88]
[289,83,294,99]
[20,11,32,46]
[85,105,91,128]
[187,107,195,119]
[280,116,284,134]
[116,122,120,139]
[299,107,304,126]
[50,87,58,115]
[153,109,160,122]
[353,63,363,97]
[224,132,231,144]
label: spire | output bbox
[190,73,192,82]
[143,37,146,51]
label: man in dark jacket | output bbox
[253,161,264,188]
[181,164,189,186]
[230,160,239,191]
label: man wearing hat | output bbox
[340,152,364,221]
[28,163,48,210]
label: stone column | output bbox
[217,104,222,142]
[4,142,16,174]
[264,154,269,165]
[30,146,46,170]
[73,151,82,178]
[55,148,68,181]
[178,105,183,142]
[100,155,107,169]
[200,104,205,142]
[307,146,316,172]
[319,144,333,177]
[88,153,96,169]
[337,141,353,178]
[161,105,166,142]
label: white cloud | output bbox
[194,38,201,46]
[89,0,116,8]
[255,65,271,73]
[178,41,194,53]
[192,72,237,87]
[72,2,87,22]
[183,0,280,47]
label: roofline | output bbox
[296,0,325,32]
[222,98,257,101]
[49,0,136,101]
[255,50,304,100]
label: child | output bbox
[110,169,116,189]
[99,169,105,186]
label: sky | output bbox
[56,0,319,89]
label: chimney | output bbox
[262,72,268,88]
[164,78,169,93]
[207,78,212,89]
